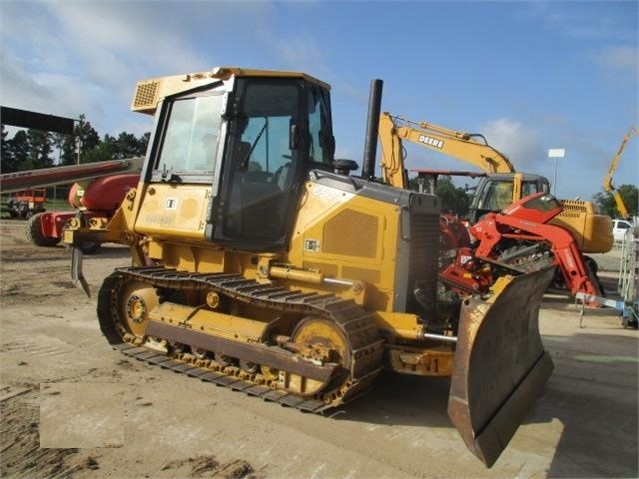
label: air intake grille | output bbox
[323,209,378,258]
[132,80,160,111]
[405,212,440,314]
[559,199,589,218]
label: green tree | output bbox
[76,114,101,163]
[83,141,117,163]
[1,116,151,173]
[101,134,118,157]
[138,132,151,155]
[56,133,78,166]
[115,132,141,159]
[435,175,471,216]
[27,130,54,169]
[51,132,74,165]
[408,174,472,216]
[1,124,15,172]
[593,184,638,218]
[7,130,31,171]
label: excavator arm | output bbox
[378,112,516,189]
[602,126,638,219]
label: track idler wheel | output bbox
[97,274,159,345]
[120,281,159,339]
[289,317,351,398]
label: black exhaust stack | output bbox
[362,79,383,180]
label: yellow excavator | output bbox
[63,68,555,468]
[378,112,613,254]
[603,126,638,219]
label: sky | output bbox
[1,0,637,201]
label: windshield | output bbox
[155,92,225,177]
[236,115,292,175]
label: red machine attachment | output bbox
[439,193,605,303]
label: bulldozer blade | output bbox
[71,246,91,298]
[447,267,555,468]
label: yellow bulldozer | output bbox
[63,67,556,468]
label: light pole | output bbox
[75,117,83,165]
[548,148,565,196]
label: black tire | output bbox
[25,213,61,247]
[584,255,606,297]
[583,255,598,275]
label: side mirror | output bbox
[289,120,298,150]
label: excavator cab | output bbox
[469,173,550,223]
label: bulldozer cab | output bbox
[147,73,335,252]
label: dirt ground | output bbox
[1,218,637,479]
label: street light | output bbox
[548,148,565,196]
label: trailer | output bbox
[6,188,47,219]
[0,159,143,250]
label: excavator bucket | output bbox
[447,267,555,468]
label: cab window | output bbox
[216,78,304,248]
[485,181,514,211]
[522,181,546,197]
[307,86,334,167]
[155,92,224,179]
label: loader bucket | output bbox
[447,267,555,468]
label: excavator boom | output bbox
[378,112,516,188]
[602,126,638,219]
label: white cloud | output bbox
[591,45,639,71]
[478,118,545,171]
[45,3,211,97]
[1,1,273,136]
[0,51,90,120]
[275,32,323,67]
[526,3,637,42]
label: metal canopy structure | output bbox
[1,106,76,135]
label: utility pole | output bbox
[76,117,83,165]
[548,148,565,196]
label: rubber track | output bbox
[100,267,386,413]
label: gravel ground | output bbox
[1,218,637,479]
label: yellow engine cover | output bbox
[552,199,613,253]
